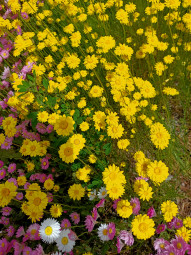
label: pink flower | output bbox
[8,177,18,187]
[92,207,99,220]
[32,244,44,255]
[156,224,166,234]
[21,12,29,19]
[2,207,12,216]
[61,219,71,229]
[95,198,105,208]
[107,222,116,240]
[68,230,78,241]
[147,206,156,218]
[16,192,23,200]
[47,124,53,133]
[85,215,96,232]
[0,216,9,225]
[7,226,15,237]
[41,158,49,170]
[38,173,46,183]
[173,217,183,229]
[1,137,13,149]
[0,160,4,168]
[119,230,134,246]
[70,212,80,224]
[0,50,9,59]
[27,223,41,240]
[36,123,47,134]
[113,198,121,210]
[16,226,25,238]
[171,236,188,254]
[116,236,124,253]
[23,246,32,255]
[0,168,6,180]
[7,163,17,174]
[0,238,8,254]
[130,197,140,215]
[154,238,169,254]
[47,192,53,202]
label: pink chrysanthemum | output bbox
[8,163,16,173]
[107,222,116,240]
[36,123,47,134]
[85,215,96,232]
[95,198,105,208]
[171,236,188,254]
[16,226,25,238]
[7,226,15,237]
[0,168,6,180]
[16,192,23,200]
[130,197,140,215]
[27,223,40,240]
[92,207,99,220]
[2,207,12,216]
[119,230,134,246]
[41,158,49,170]
[147,206,156,218]
[61,219,71,229]
[70,212,80,224]
[156,224,166,234]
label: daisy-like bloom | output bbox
[50,204,63,218]
[161,200,178,222]
[138,184,153,201]
[176,226,191,242]
[135,158,150,178]
[88,189,97,200]
[61,219,71,229]
[154,238,170,253]
[16,226,25,238]
[59,142,78,164]
[98,224,110,242]
[130,197,140,215]
[2,206,12,216]
[70,212,80,224]
[85,215,96,232]
[183,216,191,229]
[173,217,183,229]
[107,222,116,240]
[119,230,134,246]
[54,115,74,136]
[147,207,156,218]
[27,190,48,212]
[0,181,17,207]
[41,158,49,170]
[131,214,155,240]
[171,236,189,254]
[44,179,54,190]
[150,122,170,150]
[39,218,61,244]
[69,134,86,153]
[68,184,85,201]
[156,224,166,234]
[27,223,40,240]
[102,164,126,188]
[117,200,133,218]
[92,207,99,221]
[147,160,169,184]
[107,184,125,200]
[8,163,16,173]
[56,229,75,253]
[107,124,124,139]
[7,225,15,237]
[0,168,6,180]
[84,54,99,69]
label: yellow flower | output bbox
[44,179,54,191]
[176,226,191,242]
[27,191,48,212]
[69,134,86,152]
[84,55,99,69]
[132,214,155,240]
[0,181,17,207]
[161,200,178,222]
[59,142,78,163]
[66,54,80,69]
[50,204,63,218]
[117,139,130,150]
[54,115,74,137]
[89,85,103,98]
[17,176,27,186]
[135,158,151,178]
[79,121,89,131]
[150,122,170,150]
[37,111,49,123]
[117,200,133,218]
[138,185,153,201]
[103,164,126,188]
[0,134,5,145]
[183,217,191,229]
[68,184,85,200]
[107,184,125,200]
[107,124,124,139]
[147,161,169,184]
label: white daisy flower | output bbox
[51,252,63,255]
[39,218,61,244]
[88,189,97,200]
[98,223,110,241]
[56,229,75,253]
[97,187,107,199]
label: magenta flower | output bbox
[16,192,23,200]
[0,160,4,168]
[47,192,53,202]
[85,215,96,232]
[116,236,124,253]
[173,217,183,229]
[130,197,140,215]
[61,219,71,229]
[70,212,80,224]
[41,158,49,170]
[0,168,6,180]
[8,163,16,173]
[8,177,18,187]
[113,198,121,210]
[0,50,9,59]
[47,124,53,133]
[95,198,105,208]
[23,246,33,255]
[107,222,116,240]
[163,244,178,255]
[27,223,40,241]
[0,216,10,225]
[154,238,170,254]
[16,226,25,238]
[92,207,99,220]
[147,206,156,218]
[1,66,10,79]
[0,238,8,254]
[21,12,29,19]
[7,226,15,237]
[119,230,134,246]
[2,207,12,216]
[156,224,166,234]
[32,244,44,255]
[171,236,188,254]
[68,230,78,241]
[36,123,47,134]
[1,137,13,149]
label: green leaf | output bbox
[27,74,34,81]
[47,95,56,107]
[103,143,112,155]
[43,79,49,90]
[27,112,38,129]
[0,149,22,159]
[73,109,80,121]
[71,162,81,171]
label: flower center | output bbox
[154,167,161,174]
[74,139,80,145]
[64,147,73,156]
[45,226,52,236]
[109,172,117,180]
[103,229,108,235]
[139,222,148,232]
[62,237,68,245]
[160,243,165,249]
[2,188,10,196]
[33,197,41,206]
[109,228,112,234]
[30,145,36,151]
[177,242,182,249]
[31,229,37,235]
[60,120,68,129]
